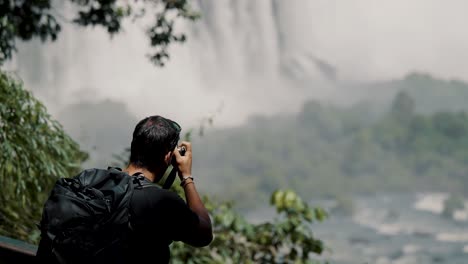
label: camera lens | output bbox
[178,146,186,156]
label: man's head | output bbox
[129,115,181,176]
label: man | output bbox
[36,115,213,263]
[123,115,213,262]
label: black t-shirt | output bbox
[126,180,200,263]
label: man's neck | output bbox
[124,164,158,182]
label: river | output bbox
[247,192,468,264]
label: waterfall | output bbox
[5,0,468,171]
[7,0,335,129]
[7,0,467,129]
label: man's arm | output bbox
[173,141,213,247]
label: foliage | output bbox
[0,0,59,62]
[0,0,199,66]
[390,91,415,124]
[348,72,468,115]
[193,90,468,210]
[0,71,87,243]
[170,189,328,264]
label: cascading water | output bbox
[6,0,468,129]
[7,0,335,129]
[6,0,468,167]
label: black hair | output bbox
[129,115,181,172]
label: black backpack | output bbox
[37,167,152,264]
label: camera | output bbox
[164,145,187,189]
[172,146,186,164]
[177,146,186,156]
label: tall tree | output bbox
[0,71,87,243]
[390,90,415,124]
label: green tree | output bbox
[0,71,87,243]
[390,90,415,124]
[0,0,199,66]
[170,189,328,264]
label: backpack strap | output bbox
[131,172,160,190]
[162,167,178,189]
[106,167,160,189]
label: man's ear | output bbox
[164,150,173,166]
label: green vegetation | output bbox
[0,3,332,262]
[0,71,328,263]
[170,189,327,264]
[354,72,468,114]
[0,71,87,243]
[194,90,468,209]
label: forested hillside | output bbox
[348,72,468,114]
[53,73,468,211]
[194,89,468,210]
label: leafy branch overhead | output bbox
[0,0,200,66]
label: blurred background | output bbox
[3,0,468,263]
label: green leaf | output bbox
[314,208,328,222]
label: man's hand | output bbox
[173,141,192,179]
[172,141,213,247]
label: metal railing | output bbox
[0,235,37,263]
